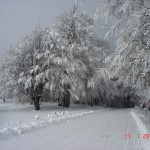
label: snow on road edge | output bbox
[130,110,150,150]
[0,110,99,140]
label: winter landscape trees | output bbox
[2,1,150,150]
[0,2,115,110]
[2,0,150,110]
[100,0,150,104]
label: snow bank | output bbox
[130,111,150,150]
[130,111,147,133]
[0,110,96,140]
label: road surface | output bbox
[0,109,146,150]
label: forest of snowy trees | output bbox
[102,0,150,105]
[1,0,150,110]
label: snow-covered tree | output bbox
[53,3,112,105]
[0,55,14,101]
[1,26,46,110]
[0,2,111,110]
[17,27,47,110]
[100,0,150,100]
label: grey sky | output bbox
[0,0,114,58]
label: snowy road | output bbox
[1,108,148,150]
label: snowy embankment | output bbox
[0,102,100,140]
[130,110,150,150]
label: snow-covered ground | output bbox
[0,101,101,140]
[1,102,150,150]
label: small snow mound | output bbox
[59,112,64,115]
[53,111,59,116]
[0,109,98,140]
[35,115,39,120]
[53,111,56,114]
[65,111,68,114]
[13,127,22,134]
[47,114,50,117]
[21,124,32,130]
[0,128,8,133]
[17,121,20,124]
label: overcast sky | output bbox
[0,0,114,58]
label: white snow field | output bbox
[0,102,101,139]
[0,102,150,150]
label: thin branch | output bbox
[134,1,150,9]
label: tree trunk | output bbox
[94,98,98,105]
[33,96,41,110]
[62,83,70,108]
[65,90,70,108]
[58,95,62,106]
[62,96,66,107]
[62,91,70,108]
[34,101,40,110]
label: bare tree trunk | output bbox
[3,97,5,102]
[34,100,40,110]
[32,96,41,110]
[62,84,70,108]
[58,96,62,106]
[65,90,70,108]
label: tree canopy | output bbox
[0,3,114,110]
